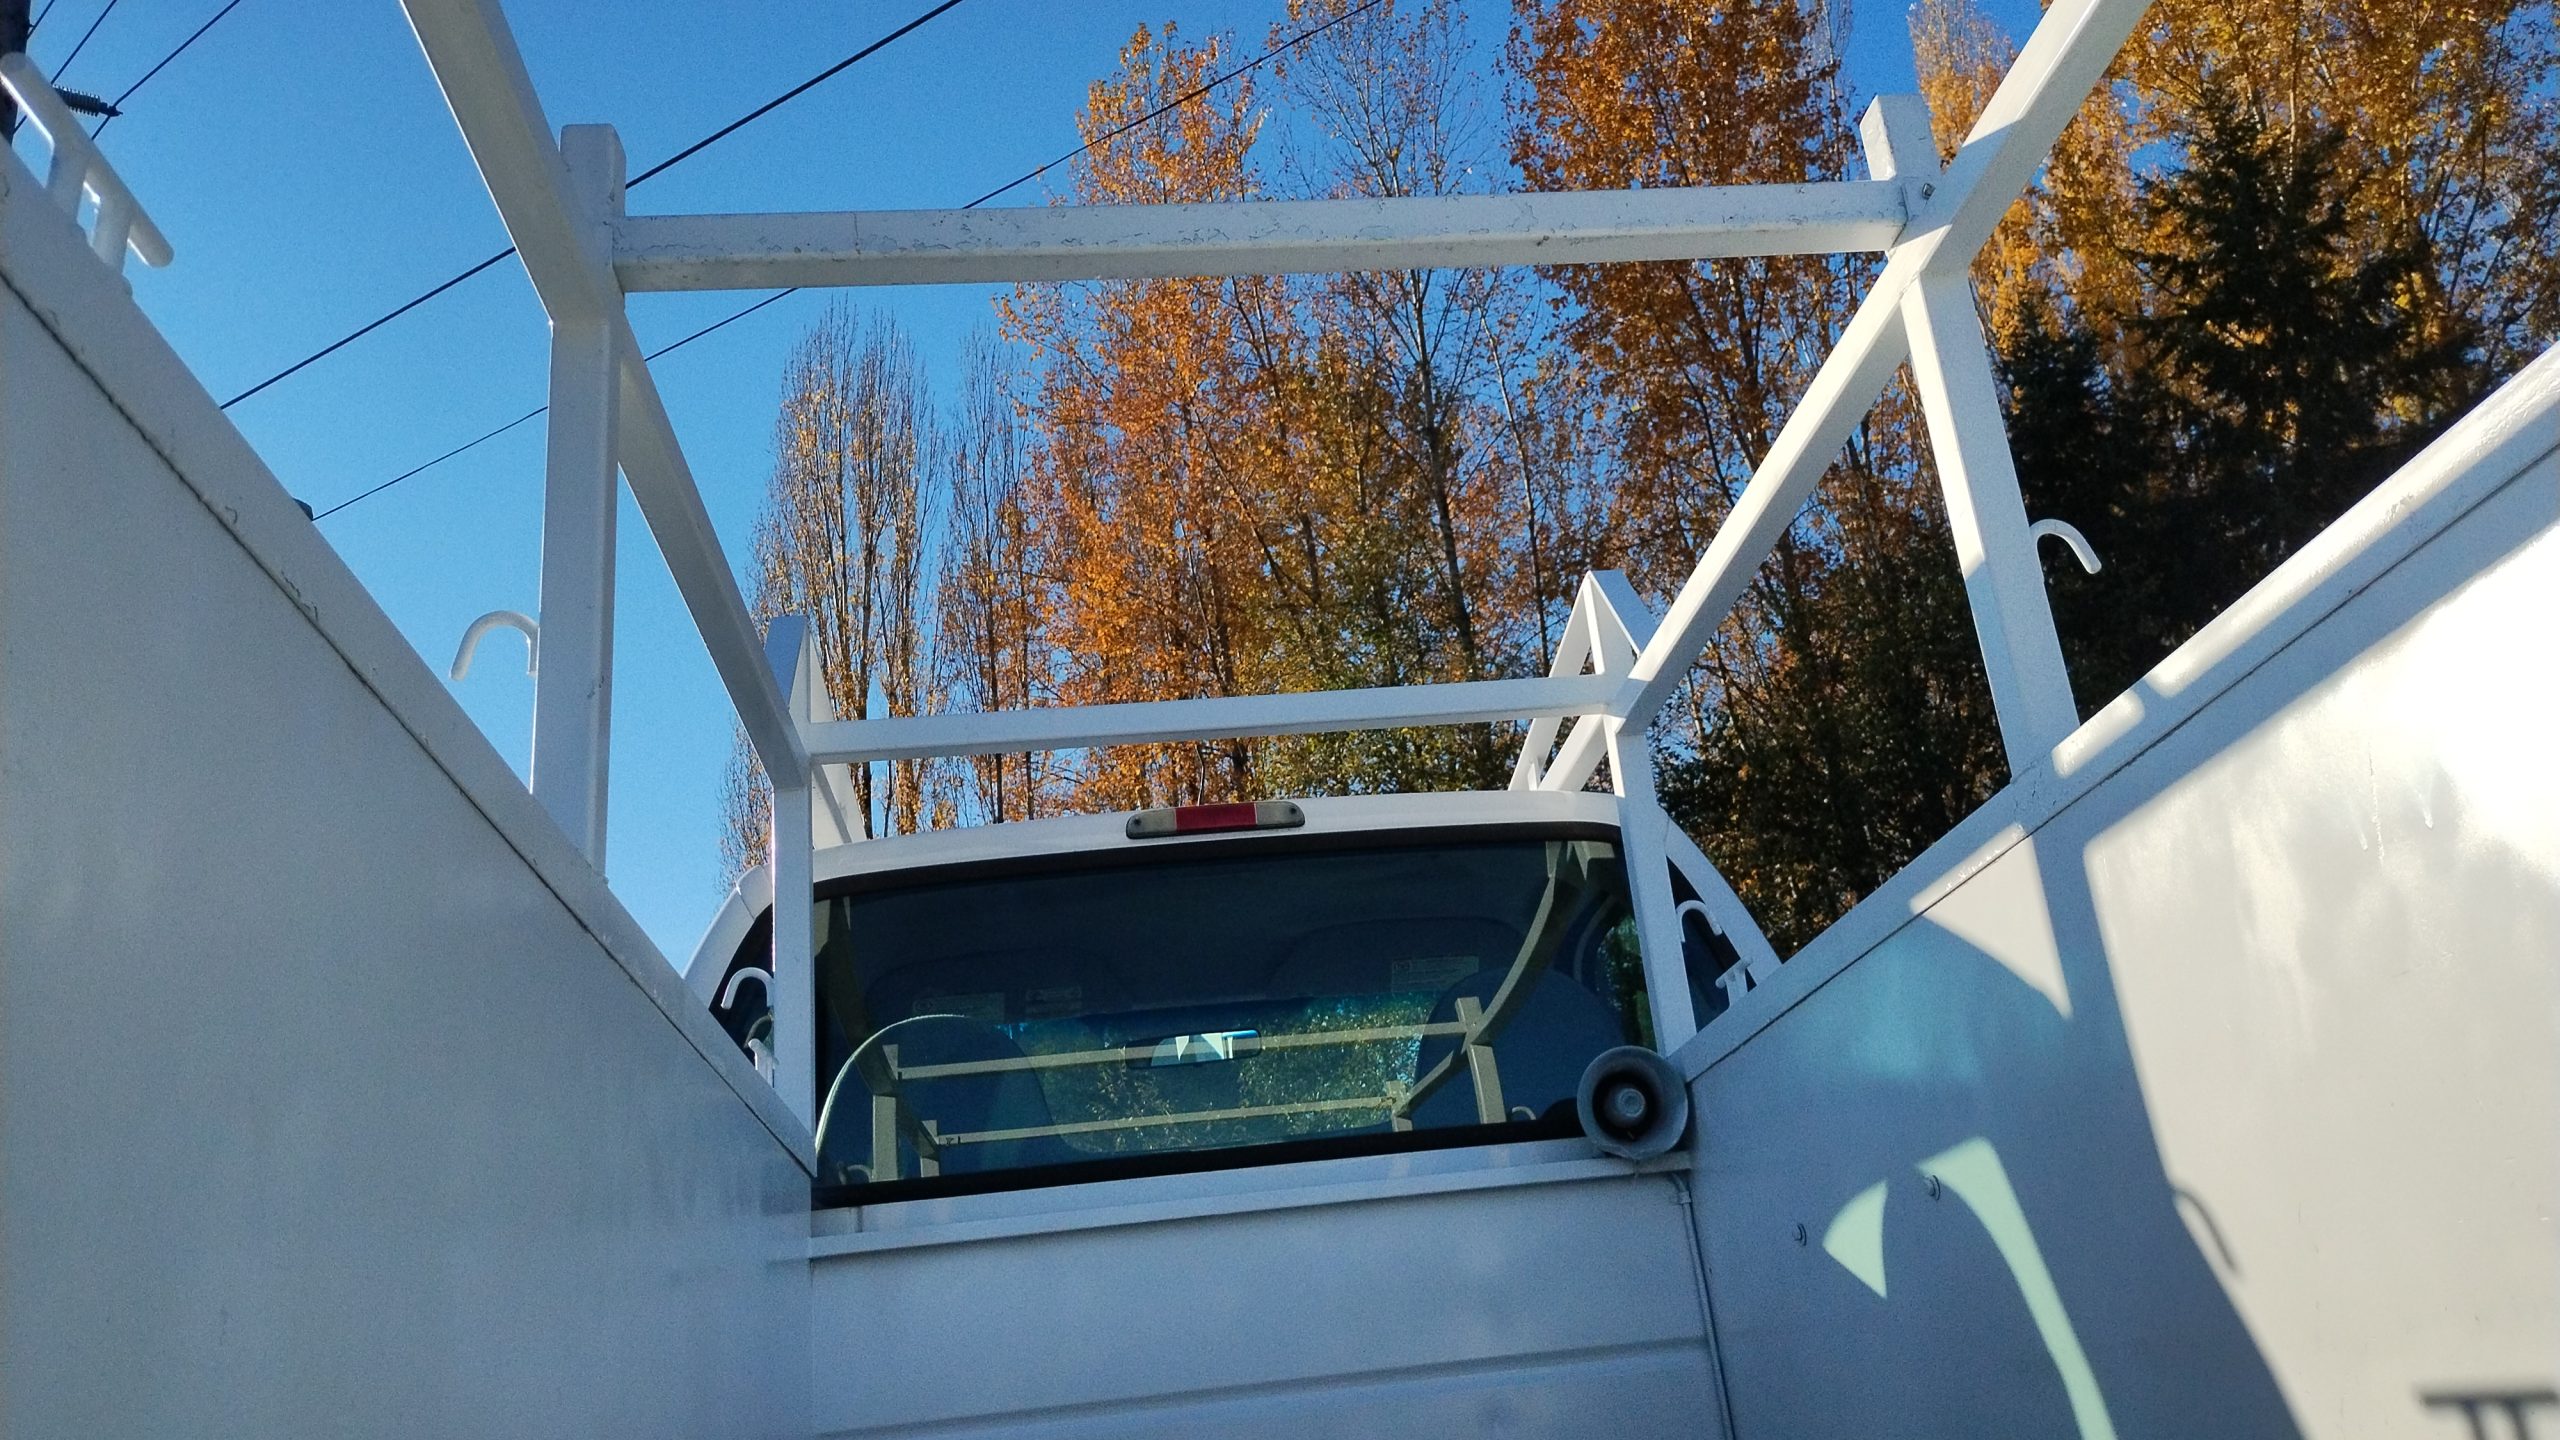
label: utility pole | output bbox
[0,0,27,139]
[0,7,121,138]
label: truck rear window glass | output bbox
[791,835,1648,1198]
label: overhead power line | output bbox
[48,0,117,82]
[309,405,544,522]
[90,0,244,137]
[625,0,963,190]
[223,248,518,411]
[314,0,1389,522]
[308,289,798,521]
[962,0,1386,210]
[222,0,970,412]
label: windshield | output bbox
[801,831,1649,1197]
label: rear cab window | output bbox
[719,826,1657,1202]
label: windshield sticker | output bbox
[1146,1030,1260,1066]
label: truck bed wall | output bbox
[0,153,813,1436]
[804,1146,1719,1438]
[1680,349,2560,1438]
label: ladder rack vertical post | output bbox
[1862,95,2080,775]
[771,777,815,1129]
[529,124,626,865]
[1607,720,1702,1051]
[766,616,820,1132]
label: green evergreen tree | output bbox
[2010,89,2488,716]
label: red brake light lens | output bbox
[1124,800,1307,839]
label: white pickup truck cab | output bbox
[685,788,1780,1206]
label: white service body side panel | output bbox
[809,1172,1718,1437]
[0,272,809,1432]
[1687,450,2559,1436]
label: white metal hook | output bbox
[2029,519,2102,575]
[450,611,539,681]
[718,966,773,1011]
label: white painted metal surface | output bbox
[399,0,805,796]
[1679,344,2560,1438]
[1623,0,2153,732]
[448,607,538,679]
[1509,570,1652,794]
[803,673,1620,765]
[1864,95,2081,773]
[388,0,2165,1190]
[805,1145,1721,1438]
[528,124,627,865]
[0,140,811,1435]
[0,54,172,276]
[1608,730,1703,1050]
[765,617,819,1130]
[612,182,1907,290]
[2030,518,2103,575]
[4,0,2537,1426]
[388,0,2159,941]
[1658,820,1785,1004]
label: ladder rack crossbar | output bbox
[803,674,1625,766]
[392,0,2162,1131]
[611,182,1909,291]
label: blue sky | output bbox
[32,0,2038,963]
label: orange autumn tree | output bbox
[1914,0,2558,373]
[1250,0,1559,794]
[1910,0,2141,350]
[1509,0,2006,952]
[1001,24,1288,809]
[723,305,943,877]
[2121,0,2559,381]
[997,10,1573,811]
[935,332,1058,824]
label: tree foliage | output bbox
[722,306,938,873]
[1508,0,2006,952]
[1916,0,2551,716]
[726,0,2558,955]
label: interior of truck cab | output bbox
[717,828,1680,1201]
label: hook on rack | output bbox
[450,611,539,681]
[2029,519,2102,575]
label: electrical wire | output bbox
[89,0,244,137]
[962,0,1386,209]
[624,0,963,190]
[308,405,544,522]
[223,248,517,411]
[312,0,1387,522]
[308,289,799,521]
[221,0,971,412]
[48,0,118,83]
[28,0,64,38]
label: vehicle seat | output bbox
[1263,917,1520,1001]
[1405,969,1627,1130]
[815,1014,1080,1184]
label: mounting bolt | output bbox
[1793,1223,1808,1247]
[1924,1174,1942,1200]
